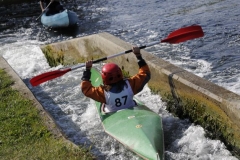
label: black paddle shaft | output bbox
[92,45,147,64]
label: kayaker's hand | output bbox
[132,46,141,57]
[85,61,92,70]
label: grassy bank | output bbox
[0,69,95,160]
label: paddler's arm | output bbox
[128,47,151,94]
[39,0,45,12]
[80,61,106,103]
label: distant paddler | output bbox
[39,0,64,16]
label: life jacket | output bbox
[103,80,136,112]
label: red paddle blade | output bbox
[161,25,204,44]
[30,68,71,86]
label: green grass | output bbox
[0,69,95,160]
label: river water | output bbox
[0,0,239,159]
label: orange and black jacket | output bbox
[81,57,151,104]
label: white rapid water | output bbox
[0,40,238,160]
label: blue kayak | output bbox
[41,9,78,28]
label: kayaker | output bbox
[39,0,64,16]
[81,46,151,113]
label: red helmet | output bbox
[101,63,123,85]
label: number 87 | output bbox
[115,95,128,107]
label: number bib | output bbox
[104,80,135,112]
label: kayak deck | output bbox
[90,68,165,160]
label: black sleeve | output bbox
[81,69,91,81]
[136,56,147,68]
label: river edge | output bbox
[0,56,96,159]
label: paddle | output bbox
[36,1,52,21]
[30,25,204,86]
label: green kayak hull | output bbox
[90,68,165,160]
